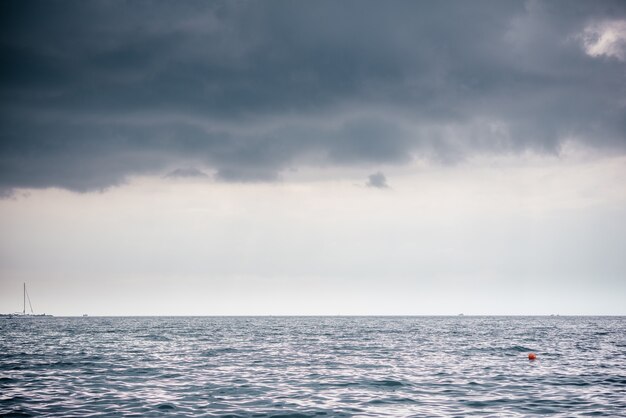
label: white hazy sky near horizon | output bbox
[1,147,625,316]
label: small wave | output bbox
[51,360,77,368]
[202,347,238,357]
[510,345,534,352]
[139,334,171,341]
[0,411,34,417]
[127,367,159,376]
[0,395,29,404]
[603,376,626,386]
[368,397,415,405]
[371,379,405,387]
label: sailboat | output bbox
[1,283,52,317]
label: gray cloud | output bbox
[165,168,208,179]
[366,172,389,189]
[1,0,625,194]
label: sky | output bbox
[0,0,625,315]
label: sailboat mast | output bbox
[23,282,25,314]
[26,286,34,314]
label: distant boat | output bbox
[5,283,52,317]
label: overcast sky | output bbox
[1,0,625,315]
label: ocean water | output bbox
[1,316,625,417]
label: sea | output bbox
[1,316,625,417]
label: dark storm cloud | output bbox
[1,0,625,193]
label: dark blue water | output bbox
[1,316,625,417]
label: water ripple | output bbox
[0,316,625,416]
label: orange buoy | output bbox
[528,353,537,360]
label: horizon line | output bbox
[4,314,624,318]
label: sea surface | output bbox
[1,316,625,417]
